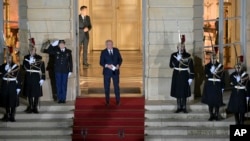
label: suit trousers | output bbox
[104,73,120,103]
[79,32,89,65]
[55,73,68,101]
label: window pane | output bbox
[223,19,240,44]
[223,44,242,69]
[224,0,241,18]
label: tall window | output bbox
[1,0,19,62]
[203,0,244,69]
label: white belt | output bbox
[234,86,246,89]
[3,77,17,81]
[174,67,189,71]
[26,70,41,73]
[208,78,221,82]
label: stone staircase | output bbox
[144,91,248,141]
[0,101,74,141]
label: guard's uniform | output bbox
[227,70,249,124]
[169,50,194,113]
[46,44,73,103]
[0,62,21,121]
[201,61,224,120]
[23,54,45,113]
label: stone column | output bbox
[18,0,77,101]
[144,0,204,100]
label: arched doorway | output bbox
[77,0,143,97]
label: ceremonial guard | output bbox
[227,62,249,125]
[45,40,73,103]
[0,55,21,122]
[169,35,194,113]
[23,47,45,113]
[201,53,225,121]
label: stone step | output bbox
[145,118,235,127]
[0,119,73,128]
[145,102,228,112]
[0,127,72,136]
[12,111,74,120]
[0,135,71,141]
[145,110,227,120]
[145,135,229,141]
[145,126,229,136]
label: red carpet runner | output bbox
[72,97,145,141]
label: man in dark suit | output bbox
[100,40,123,106]
[46,40,73,103]
[79,5,92,67]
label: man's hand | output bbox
[83,27,89,32]
[68,72,72,77]
[236,76,241,82]
[5,64,10,71]
[51,40,59,46]
[16,89,21,95]
[210,66,215,74]
[116,65,120,70]
[188,79,193,85]
[176,54,182,61]
[39,79,44,86]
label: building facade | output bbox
[0,0,249,101]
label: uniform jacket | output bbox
[22,54,45,97]
[46,45,73,74]
[169,51,194,98]
[100,47,123,76]
[0,62,21,107]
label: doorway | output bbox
[78,0,143,97]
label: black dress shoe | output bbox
[58,100,62,103]
[62,100,66,103]
[116,101,120,106]
[105,101,109,106]
[208,116,214,121]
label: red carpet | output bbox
[72,97,145,141]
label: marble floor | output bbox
[79,51,143,97]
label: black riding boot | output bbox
[9,107,16,122]
[182,98,188,113]
[214,107,220,121]
[208,106,214,121]
[239,113,245,125]
[175,98,182,113]
[234,113,240,125]
[33,97,39,113]
[26,97,33,113]
[2,107,10,122]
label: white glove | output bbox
[210,66,215,74]
[39,79,44,86]
[246,97,249,101]
[68,72,72,77]
[29,57,36,64]
[222,89,224,93]
[176,54,182,61]
[51,40,59,46]
[5,64,10,71]
[16,89,21,95]
[188,79,193,85]
[236,76,241,82]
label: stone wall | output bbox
[144,0,204,100]
[18,0,78,101]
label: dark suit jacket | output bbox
[79,15,92,39]
[100,47,123,75]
